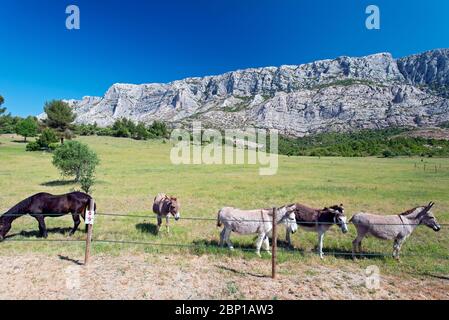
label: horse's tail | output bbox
[81,195,96,220]
[217,210,223,228]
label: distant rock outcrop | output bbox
[64,49,449,137]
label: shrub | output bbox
[48,143,60,151]
[26,141,41,152]
[15,117,38,142]
[25,128,60,152]
[52,141,99,182]
[75,123,98,136]
[96,127,114,136]
[148,121,168,138]
[80,171,95,194]
[134,123,149,140]
[382,149,396,158]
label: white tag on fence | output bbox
[85,210,95,225]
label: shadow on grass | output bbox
[12,140,28,144]
[7,227,73,239]
[193,239,257,251]
[41,180,77,187]
[216,265,269,278]
[417,273,449,281]
[58,255,83,266]
[136,222,159,236]
[321,245,387,261]
[274,243,387,261]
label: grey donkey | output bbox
[350,202,440,260]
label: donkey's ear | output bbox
[418,202,435,218]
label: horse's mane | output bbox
[2,195,34,218]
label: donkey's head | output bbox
[279,204,298,234]
[167,197,181,221]
[327,204,348,234]
[417,202,440,232]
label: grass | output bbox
[1,134,449,278]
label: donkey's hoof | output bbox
[256,252,262,258]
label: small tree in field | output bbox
[15,117,38,142]
[52,141,99,184]
[44,100,76,144]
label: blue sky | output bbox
[1,0,449,116]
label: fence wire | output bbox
[3,237,449,260]
[1,211,448,260]
[2,212,449,226]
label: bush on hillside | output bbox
[52,140,99,182]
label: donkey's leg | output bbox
[393,238,405,261]
[318,231,325,259]
[69,213,81,236]
[358,240,363,255]
[165,216,170,234]
[286,226,292,248]
[219,228,226,247]
[224,228,234,250]
[35,216,48,238]
[255,233,265,257]
[352,232,364,259]
[156,215,163,234]
[263,235,271,255]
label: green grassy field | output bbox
[1,134,448,277]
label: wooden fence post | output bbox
[84,198,95,266]
[272,207,277,279]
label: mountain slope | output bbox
[65,49,449,137]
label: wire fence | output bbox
[2,212,449,226]
[2,211,449,261]
[3,238,448,259]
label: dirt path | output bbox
[1,253,448,300]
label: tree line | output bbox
[3,94,449,162]
[0,95,169,193]
[277,128,449,158]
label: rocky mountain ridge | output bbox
[64,49,449,137]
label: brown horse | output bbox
[0,192,95,241]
